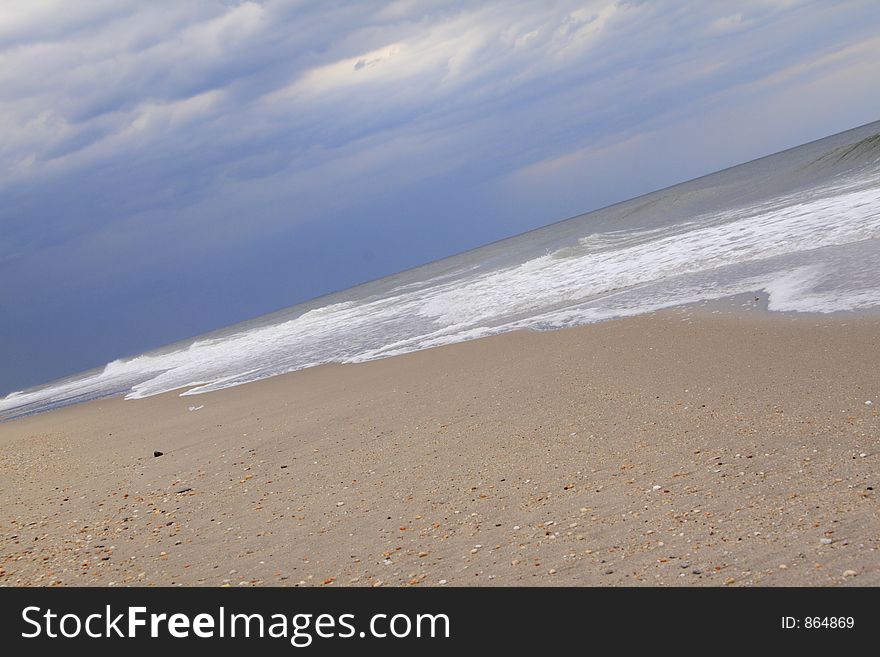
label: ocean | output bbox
[3,121,880,421]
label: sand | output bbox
[1,306,878,586]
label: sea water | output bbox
[3,121,880,421]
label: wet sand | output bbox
[1,307,878,586]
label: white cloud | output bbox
[2,0,880,275]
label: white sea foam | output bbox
[3,129,880,420]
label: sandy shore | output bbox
[1,306,878,586]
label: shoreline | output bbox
[1,308,878,586]
[4,289,879,424]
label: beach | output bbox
[1,305,878,587]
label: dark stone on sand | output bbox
[175,487,193,494]
[153,451,164,457]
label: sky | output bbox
[2,0,880,394]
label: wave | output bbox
[3,123,880,420]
